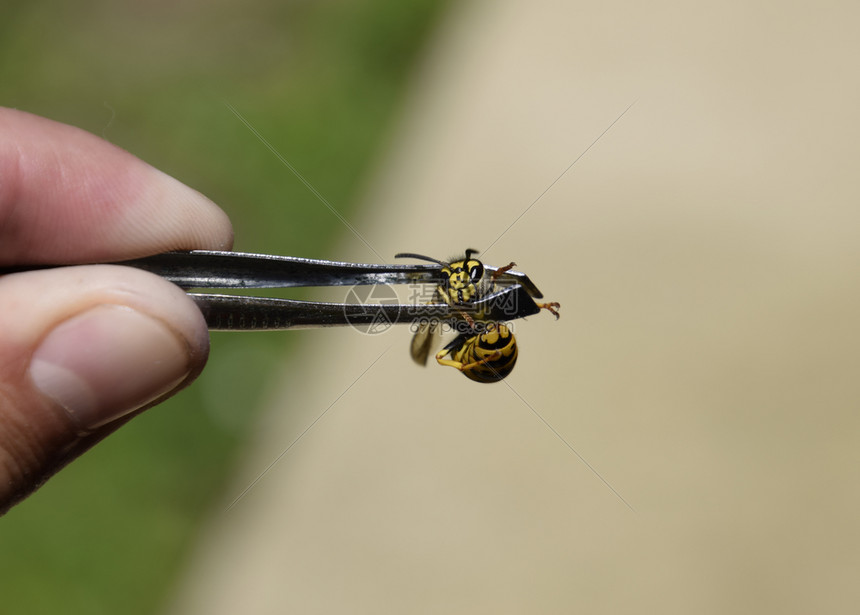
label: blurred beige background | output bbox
[168,0,860,613]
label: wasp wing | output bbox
[410,319,440,366]
[409,287,447,365]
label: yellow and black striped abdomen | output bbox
[442,323,518,383]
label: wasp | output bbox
[395,249,559,383]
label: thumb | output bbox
[0,265,210,511]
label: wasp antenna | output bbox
[464,248,480,260]
[394,252,446,266]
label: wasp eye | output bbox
[469,262,484,282]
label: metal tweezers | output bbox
[1,250,548,331]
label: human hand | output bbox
[0,108,233,513]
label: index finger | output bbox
[0,108,233,265]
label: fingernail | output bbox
[30,304,191,430]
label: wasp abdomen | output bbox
[437,323,518,383]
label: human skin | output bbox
[0,108,234,513]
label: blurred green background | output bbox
[0,1,448,613]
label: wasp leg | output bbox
[459,309,476,329]
[491,261,517,281]
[537,301,561,319]
[435,347,502,373]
